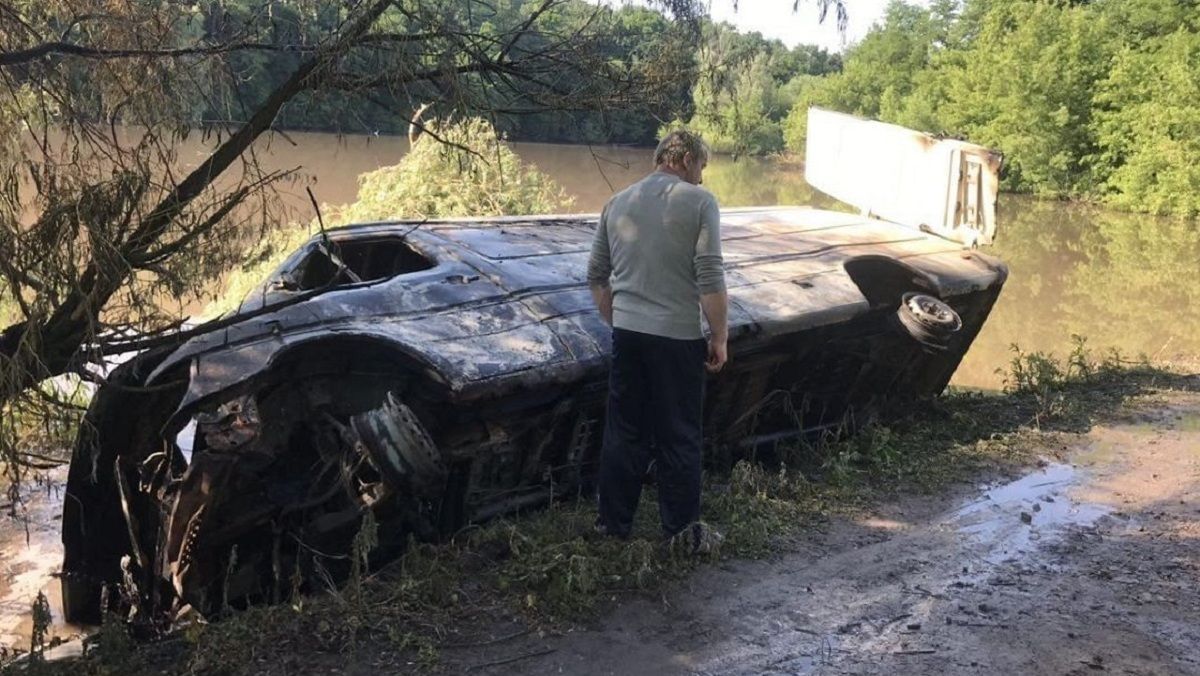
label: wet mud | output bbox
[0,468,80,657]
[449,392,1200,675]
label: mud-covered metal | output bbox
[352,393,447,498]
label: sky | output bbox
[706,0,928,52]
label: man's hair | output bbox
[654,129,709,168]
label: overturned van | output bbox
[61,109,1007,623]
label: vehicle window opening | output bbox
[296,238,434,289]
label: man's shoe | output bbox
[592,516,630,541]
[665,522,724,557]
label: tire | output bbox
[893,293,962,352]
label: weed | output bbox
[28,593,51,662]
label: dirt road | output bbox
[451,391,1200,675]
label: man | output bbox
[586,129,728,551]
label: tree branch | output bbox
[0,32,434,68]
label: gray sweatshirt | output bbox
[586,171,726,340]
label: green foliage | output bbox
[1094,29,1200,216]
[817,426,902,484]
[934,1,1113,195]
[194,0,690,145]
[1001,336,1137,422]
[201,224,317,318]
[0,376,90,471]
[679,22,842,156]
[781,81,817,153]
[332,118,572,223]
[685,27,785,155]
[501,4,692,144]
[783,0,947,154]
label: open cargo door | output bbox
[805,107,1003,247]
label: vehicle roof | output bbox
[322,206,980,294]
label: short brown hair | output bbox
[654,129,709,168]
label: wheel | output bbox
[893,292,962,352]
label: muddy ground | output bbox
[438,391,1200,675]
[0,469,73,660]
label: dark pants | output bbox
[598,327,706,538]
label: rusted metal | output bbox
[806,107,1003,246]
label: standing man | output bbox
[587,129,728,551]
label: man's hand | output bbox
[706,334,727,373]
[590,283,614,326]
[700,290,728,373]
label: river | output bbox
[216,130,1200,389]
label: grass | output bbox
[8,344,1198,676]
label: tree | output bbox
[930,1,1114,195]
[1094,29,1200,216]
[335,117,572,222]
[0,0,703,477]
[782,0,943,153]
[687,25,786,156]
[681,19,841,156]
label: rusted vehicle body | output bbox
[61,110,1007,622]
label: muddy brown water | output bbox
[3,131,1199,656]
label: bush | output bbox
[1094,30,1200,217]
[331,117,572,223]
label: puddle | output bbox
[1177,413,1200,434]
[0,468,83,655]
[738,634,842,675]
[946,462,1109,567]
